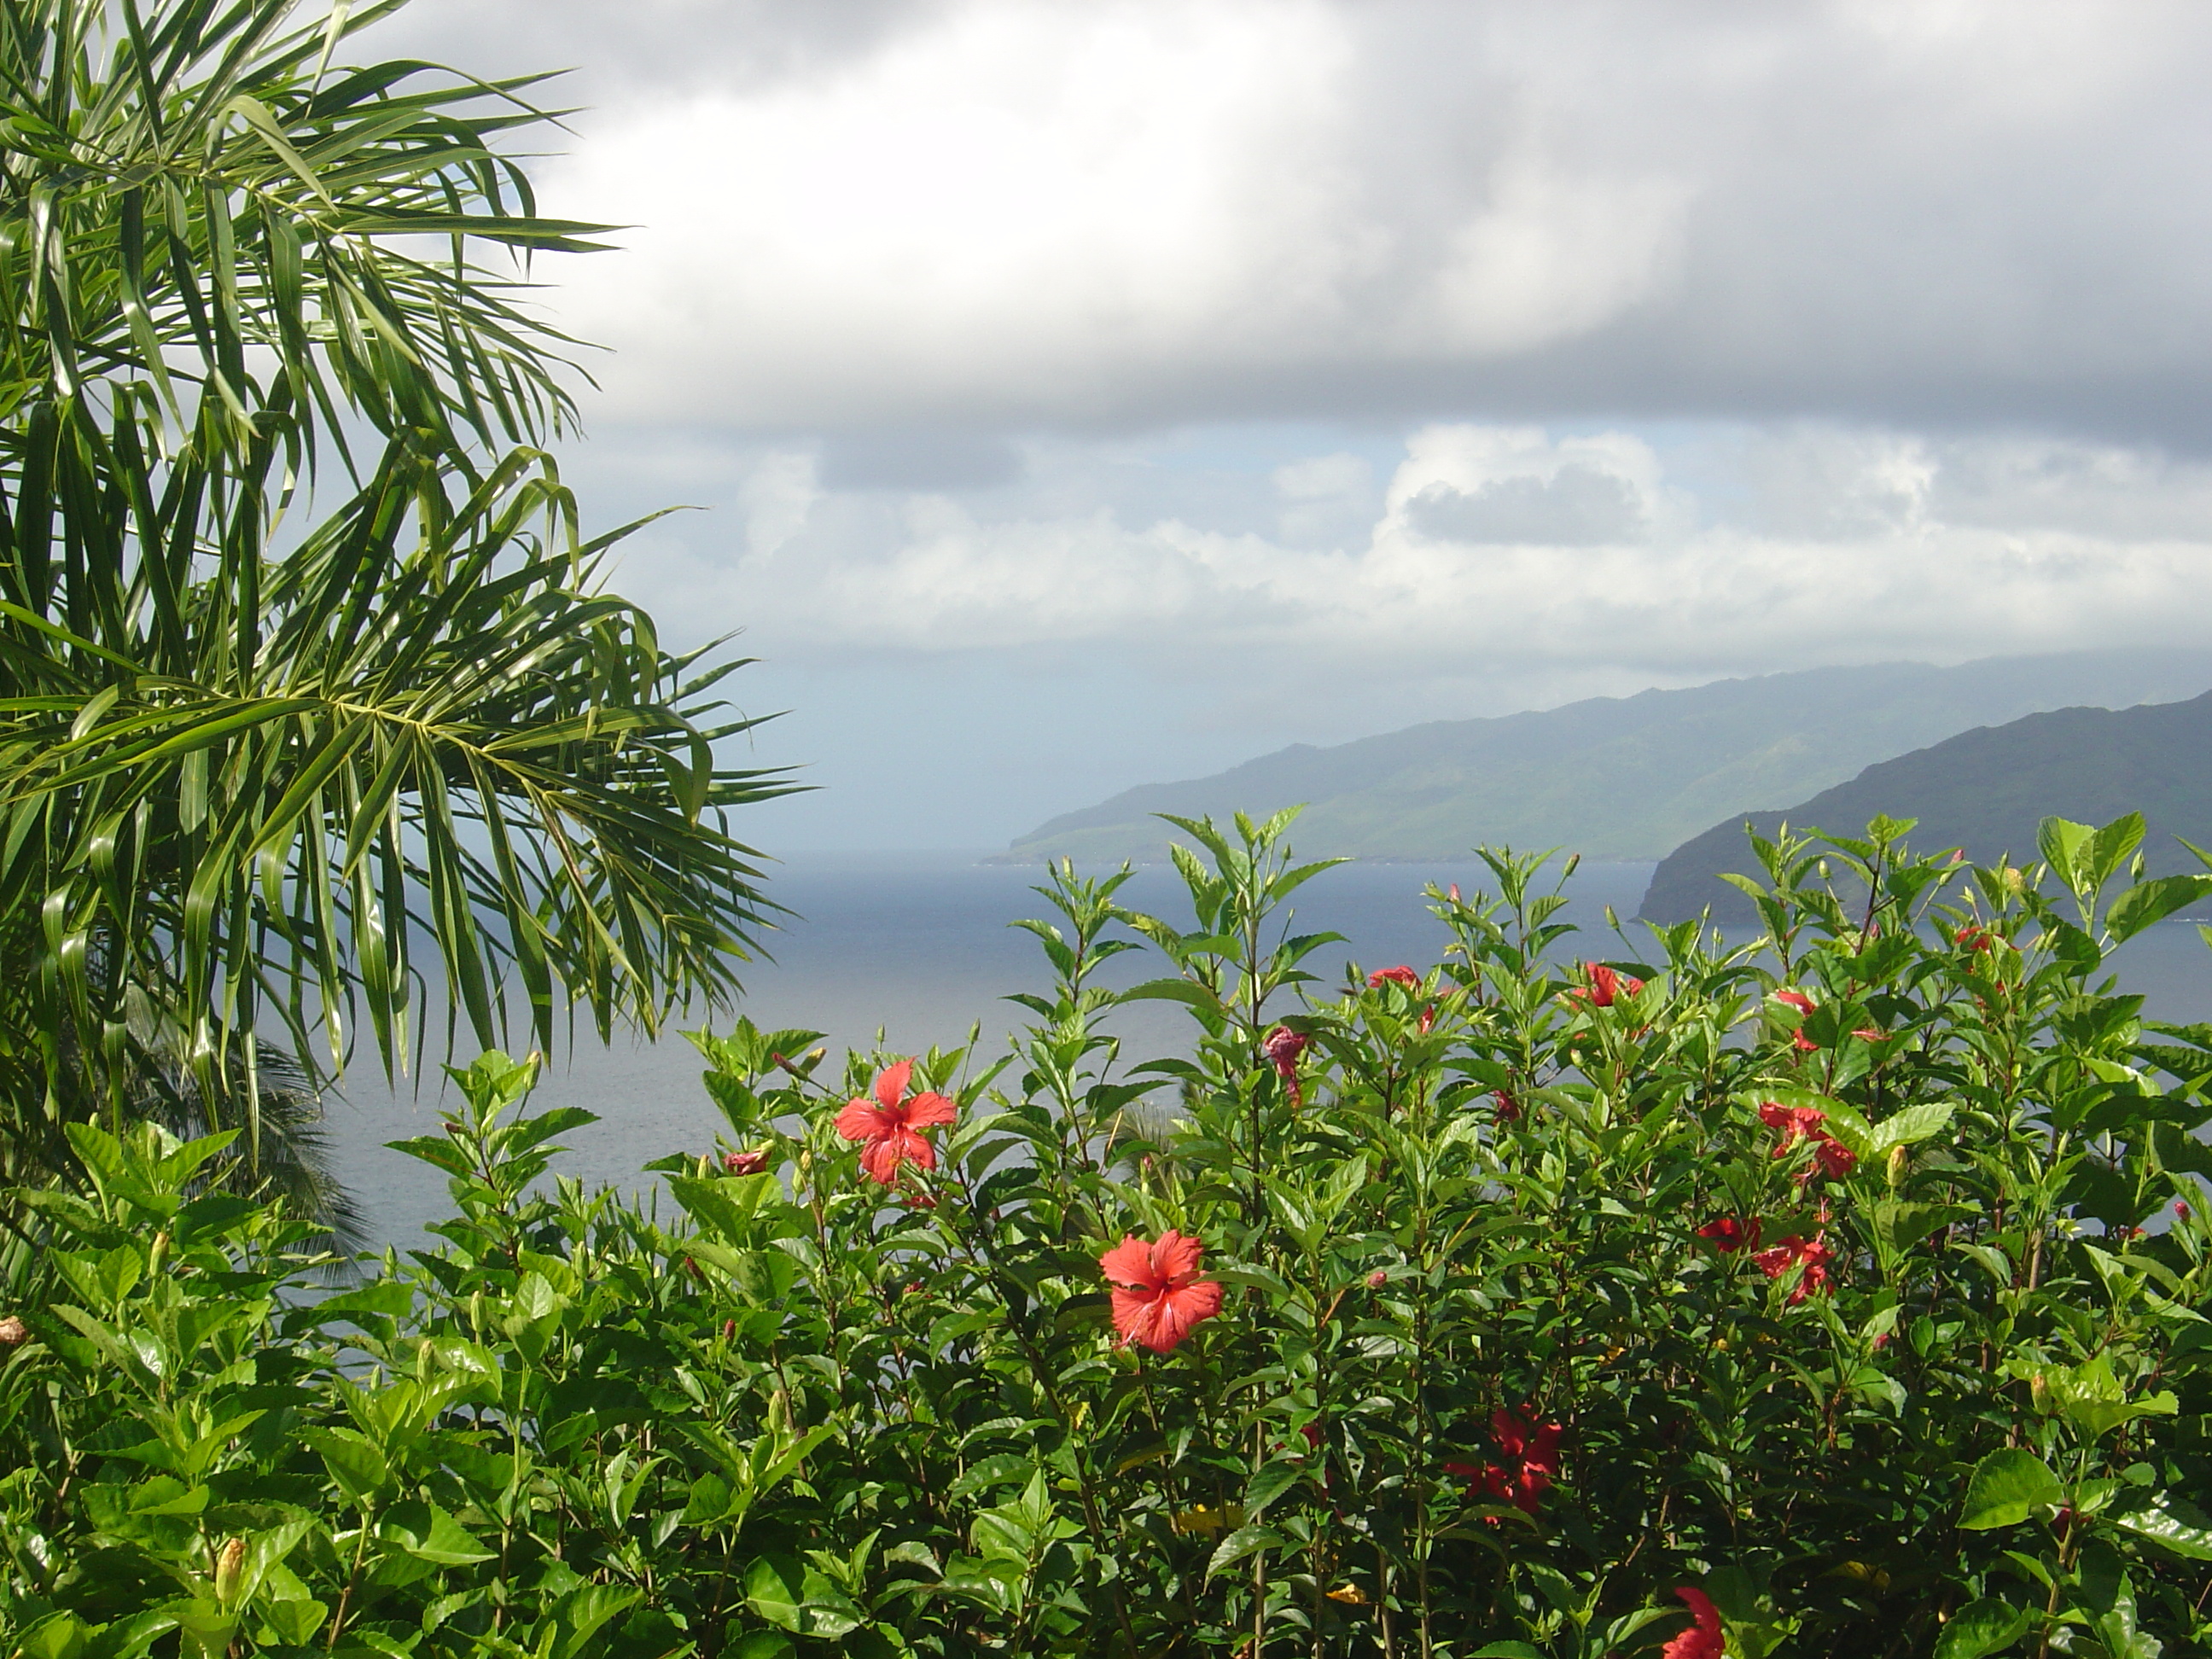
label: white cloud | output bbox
[538,1,1694,428]
[462,0,2212,438]
[594,423,2212,686]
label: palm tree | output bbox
[0,0,792,1189]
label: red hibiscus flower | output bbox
[723,1148,771,1177]
[1262,1025,1311,1105]
[1368,964,1421,990]
[1662,1586,1723,1659]
[1571,962,1643,1008]
[1697,1215,1761,1253]
[1752,1233,1833,1304]
[835,1060,958,1185]
[1956,923,1994,952]
[1450,1407,1562,1515]
[1099,1230,1225,1353]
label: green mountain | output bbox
[1001,650,2212,865]
[1639,690,2212,926]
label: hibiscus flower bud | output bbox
[724,1148,771,1177]
[148,1231,169,1275]
[212,1535,246,1602]
[0,1315,26,1348]
[1366,1269,1388,1289]
[2030,1372,2053,1415]
[1886,1144,1909,1189]
[720,1318,737,1342]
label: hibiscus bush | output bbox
[7,807,2212,1658]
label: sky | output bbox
[379,0,2212,852]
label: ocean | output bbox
[319,853,2212,1254]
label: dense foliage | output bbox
[7,808,2212,1658]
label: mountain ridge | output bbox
[1639,691,2212,926]
[1000,650,2212,865]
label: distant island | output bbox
[999,649,2212,867]
[1639,690,2212,925]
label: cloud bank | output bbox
[594,422,2212,682]
[417,0,2212,441]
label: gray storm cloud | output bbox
[385,0,2212,444]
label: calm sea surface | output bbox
[323,854,2212,1254]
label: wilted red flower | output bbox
[0,1315,26,1348]
[723,1148,771,1177]
[1368,964,1420,990]
[1758,1100,1825,1148]
[1697,1216,1761,1254]
[1752,1233,1833,1305]
[1758,1101,1856,1184]
[1099,1230,1225,1353]
[835,1060,958,1185]
[1661,1586,1723,1659]
[1449,1408,1562,1515]
[1262,1025,1311,1105]
[1572,962,1643,1008]
[1443,1460,1516,1511]
[1810,1137,1858,1181]
[1493,1090,1522,1124]
[1494,1408,1562,1485]
[1773,988,1819,1051]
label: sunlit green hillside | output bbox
[1003,650,2212,864]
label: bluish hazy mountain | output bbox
[1639,690,2212,926]
[1002,651,2212,865]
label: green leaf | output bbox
[1960,1449,2064,1529]
[261,1598,328,1646]
[745,1556,864,1639]
[381,1499,495,1565]
[1867,1102,1955,1155]
[2107,874,2212,943]
[1874,1201,1973,1254]
[1932,1599,2031,1659]
[1206,1523,1286,1580]
[13,1610,94,1659]
[1243,1458,1306,1517]
[301,1429,388,1504]
[2112,1493,2212,1560]
[2040,817,2094,890]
